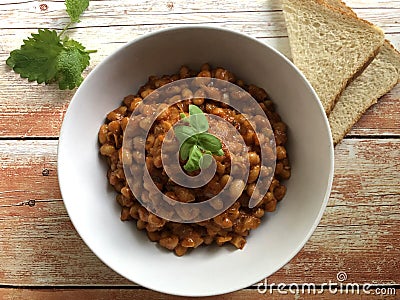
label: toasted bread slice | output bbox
[329,42,400,144]
[281,0,385,114]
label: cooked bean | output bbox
[253,207,265,218]
[174,187,195,203]
[100,144,115,156]
[214,68,235,82]
[181,87,193,99]
[275,162,291,179]
[174,245,188,256]
[138,207,149,222]
[216,235,232,246]
[179,66,190,78]
[198,70,211,78]
[243,216,260,230]
[227,203,240,220]
[220,174,231,187]
[147,231,161,242]
[129,97,142,111]
[108,120,121,135]
[248,84,268,101]
[216,161,226,175]
[159,236,179,250]
[210,198,224,210]
[214,214,233,229]
[248,165,260,184]
[248,151,260,166]
[107,111,122,121]
[276,146,287,160]
[129,203,140,219]
[229,179,245,197]
[181,237,195,248]
[246,183,256,197]
[145,134,155,151]
[230,235,246,249]
[120,207,131,221]
[140,89,153,98]
[273,185,287,201]
[193,88,205,105]
[121,117,129,131]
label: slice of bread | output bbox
[281,0,385,114]
[324,1,400,144]
[329,42,400,144]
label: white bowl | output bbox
[58,26,334,297]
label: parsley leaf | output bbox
[6,0,95,90]
[66,0,89,23]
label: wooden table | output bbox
[0,0,399,299]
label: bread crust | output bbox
[315,0,383,33]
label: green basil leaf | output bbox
[189,104,203,115]
[199,153,213,169]
[180,113,187,119]
[174,125,197,144]
[216,148,224,156]
[179,139,195,160]
[196,133,222,152]
[184,145,203,172]
[189,104,208,133]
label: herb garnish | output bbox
[174,105,224,172]
[6,0,96,90]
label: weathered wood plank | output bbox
[0,288,398,300]
[1,0,399,138]
[1,2,399,41]
[1,140,398,207]
[0,140,398,285]
[0,0,399,28]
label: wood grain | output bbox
[0,1,399,137]
[0,288,398,300]
[0,139,398,286]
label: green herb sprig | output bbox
[6,0,96,90]
[174,105,224,172]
